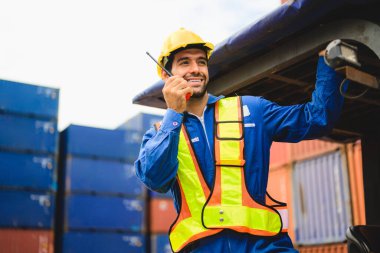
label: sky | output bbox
[1,0,281,130]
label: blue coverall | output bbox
[135,57,345,252]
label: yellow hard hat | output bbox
[157,27,214,77]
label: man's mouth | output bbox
[186,78,203,85]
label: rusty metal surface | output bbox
[0,229,54,253]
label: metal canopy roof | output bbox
[133,0,380,140]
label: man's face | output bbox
[170,48,209,98]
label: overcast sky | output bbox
[1,0,280,130]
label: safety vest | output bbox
[166,96,288,252]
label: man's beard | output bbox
[184,73,208,98]
[191,84,207,98]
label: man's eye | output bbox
[179,61,189,65]
[199,60,208,66]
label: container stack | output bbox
[149,193,176,253]
[118,112,175,253]
[0,79,59,252]
[55,125,146,253]
[268,139,364,253]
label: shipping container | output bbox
[149,189,172,199]
[0,151,56,191]
[64,194,144,232]
[0,79,59,119]
[297,243,347,253]
[346,141,366,225]
[150,198,177,234]
[0,228,54,253]
[63,156,144,196]
[0,190,55,228]
[292,151,352,245]
[267,164,295,241]
[117,113,163,133]
[269,142,291,168]
[0,114,58,154]
[62,231,145,253]
[290,140,342,162]
[151,234,171,253]
[60,125,141,162]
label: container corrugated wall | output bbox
[270,140,343,168]
[0,229,54,253]
[151,234,171,253]
[62,232,145,253]
[297,243,347,253]
[150,198,177,234]
[117,113,163,133]
[293,151,352,245]
[346,141,366,225]
[290,140,342,162]
[269,142,291,168]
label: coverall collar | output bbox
[207,93,225,105]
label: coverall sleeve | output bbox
[262,56,345,142]
[134,109,183,193]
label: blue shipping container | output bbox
[292,151,352,245]
[63,232,145,253]
[0,190,55,228]
[151,234,171,253]
[0,79,59,119]
[0,151,56,191]
[64,156,144,196]
[65,194,145,232]
[118,113,163,133]
[61,125,141,162]
[0,114,58,154]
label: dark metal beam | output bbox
[208,19,380,96]
[268,74,312,87]
[362,135,380,225]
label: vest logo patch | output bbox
[243,105,250,117]
[191,137,200,143]
[244,123,256,128]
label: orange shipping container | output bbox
[290,139,342,162]
[0,229,54,253]
[267,165,295,242]
[297,243,347,253]
[270,142,291,168]
[150,198,177,233]
[346,140,366,225]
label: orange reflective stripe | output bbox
[173,177,192,226]
[207,165,222,206]
[241,170,273,210]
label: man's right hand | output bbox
[162,75,193,113]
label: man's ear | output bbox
[161,69,170,80]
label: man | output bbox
[135,28,345,252]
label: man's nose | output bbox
[189,61,200,73]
